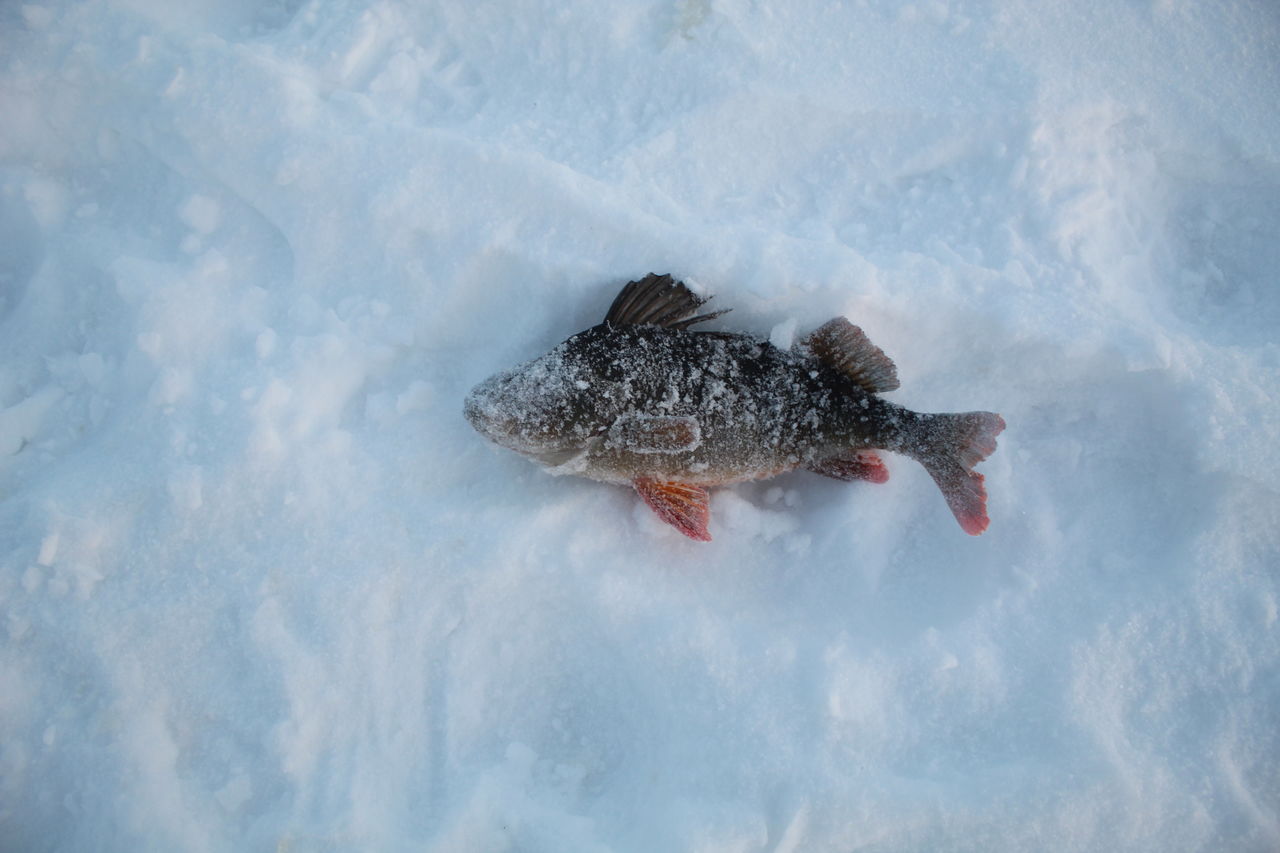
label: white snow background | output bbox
[2,0,1279,850]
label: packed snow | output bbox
[2,0,1279,850]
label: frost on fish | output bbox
[464,273,1004,541]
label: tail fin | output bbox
[913,412,1005,535]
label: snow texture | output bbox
[2,0,1279,850]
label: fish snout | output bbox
[463,381,515,439]
[464,366,595,459]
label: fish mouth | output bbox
[462,388,501,433]
[463,376,521,435]
[464,396,523,450]
[531,446,587,467]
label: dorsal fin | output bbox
[604,273,730,329]
[803,317,900,393]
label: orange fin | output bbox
[634,478,712,541]
[803,317,899,393]
[808,450,889,484]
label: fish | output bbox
[464,273,1004,541]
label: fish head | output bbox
[464,326,623,466]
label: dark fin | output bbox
[803,317,900,393]
[808,450,889,484]
[634,478,712,541]
[607,414,701,454]
[914,412,1005,535]
[605,273,730,329]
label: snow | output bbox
[1,0,1278,850]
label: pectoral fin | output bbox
[634,478,712,541]
[608,414,700,454]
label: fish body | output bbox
[464,274,1004,540]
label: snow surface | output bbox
[2,0,1279,850]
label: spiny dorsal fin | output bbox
[604,273,729,329]
[803,317,900,393]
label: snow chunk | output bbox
[769,318,798,350]
[136,332,162,358]
[179,195,220,235]
[21,5,54,29]
[0,386,64,455]
[395,380,433,415]
[78,353,106,387]
[149,368,192,406]
[214,774,252,814]
[23,177,67,228]
[255,328,277,360]
[37,533,59,566]
[22,565,42,593]
[167,465,204,511]
[716,490,800,543]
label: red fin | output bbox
[802,317,899,393]
[634,478,712,541]
[808,450,889,484]
[915,412,1004,535]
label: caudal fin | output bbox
[914,412,1005,535]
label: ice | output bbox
[2,0,1279,850]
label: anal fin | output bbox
[634,478,712,541]
[808,450,890,484]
